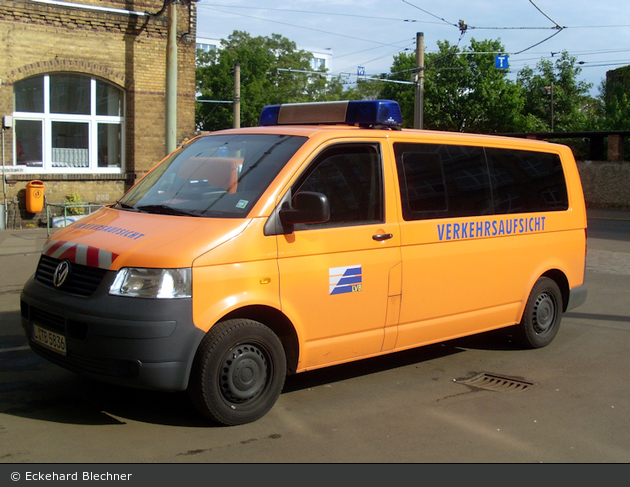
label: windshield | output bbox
[117,134,306,218]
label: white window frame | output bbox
[12,74,125,174]
[311,57,327,70]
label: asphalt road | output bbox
[1,212,629,463]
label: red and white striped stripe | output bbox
[43,240,119,269]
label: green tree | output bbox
[196,32,604,138]
[423,39,525,133]
[196,31,348,131]
[517,51,593,132]
[381,39,525,132]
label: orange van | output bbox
[21,100,588,425]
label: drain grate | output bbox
[456,372,534,393]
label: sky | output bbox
[196,0,630,95]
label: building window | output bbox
[13,74,125,173]
[196,42,217,53]
[311,57,327,70]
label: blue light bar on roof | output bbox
[258,100,403,127]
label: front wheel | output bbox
[516,277,563,349]
[188,319,286,426]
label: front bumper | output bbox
[20,269,206,392]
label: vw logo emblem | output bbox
[53,260,71,288]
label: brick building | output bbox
[0,0,198,229]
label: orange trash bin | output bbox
[26,180,45,213]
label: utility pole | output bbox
[1,120,8,230]
[234,63,241,129]
[543,81,554,132]
[165,0,178,154]
[550,81,554,132]
[414,32,424,130]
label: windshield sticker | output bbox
[73,222,145,240]
[329,265,362,295]
[236,200,249,209]
[437,216,546,242]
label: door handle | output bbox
[372,233,394,241]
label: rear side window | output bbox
[394,143,568,221]
[395,143,492,220]
[487,148,568,214]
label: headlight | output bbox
[109,268,192,299]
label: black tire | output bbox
[516,277,563,349]
[188,319,286,426]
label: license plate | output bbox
[32,324,67,356]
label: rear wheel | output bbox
[516,277,563,349]
[188,319,286,426]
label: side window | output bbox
[394,143,570,221]
[487,148,568,213]
[293,143,384,228]
[394,143,492,221]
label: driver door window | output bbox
[293,144,384,228]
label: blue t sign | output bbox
[495,55,509,69]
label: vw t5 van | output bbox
[21,100,588,425]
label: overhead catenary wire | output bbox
[198,2,453,76]
[372,0,571,72]
[199,3,443,25]
[198,5,413,49]
[196,1,629,89]
[278,68,417,86]
[527,0,564,29]
[400,0,457,28]
[335,45,415,77]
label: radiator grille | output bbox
[36,254,108,296]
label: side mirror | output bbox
[279,191,330,226]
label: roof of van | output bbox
[199,124,557,149]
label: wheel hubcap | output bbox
[220,345,268,403]
[533,292,556,334]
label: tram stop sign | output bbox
[495,55,509,69]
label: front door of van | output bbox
[276,143,401,370]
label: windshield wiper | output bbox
[115,201,138,211]
[135,204,200,217]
